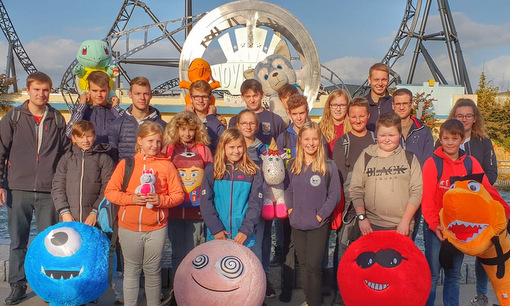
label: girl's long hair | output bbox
[213,127,258,179]
[320,89,351,142]
[291,121,326,176]
[135,121,164,152]
[163,111,210,146]
[447,98,488,139]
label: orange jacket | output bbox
[104,152,184,232]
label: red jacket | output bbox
[422,147,510,231]
[104,152,184,232]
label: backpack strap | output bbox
[432,154,443,182]
[363,152,372,170]
[9,107,21,126]
[342,134,350,160]
[369,131,377,143]
[283,129,289,150]
[405,150,414,169]
[108,157,134,285]
[165,145,175,158]
[464,155,473,175]
[196,144,207,161]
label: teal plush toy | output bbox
[74,39,119,98]
[25,222,110,306]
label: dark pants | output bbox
[280,218,295,293]
[293,223,330,306]
[7,190,57,284]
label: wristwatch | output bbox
[356,213,368,221]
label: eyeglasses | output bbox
[191,95,210,101]
[239,122,257,127]
[455,114,475,120]
[393,102,412,107]
[330,104,347,110]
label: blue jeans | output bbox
[424,223,464,306]
[475,257,488,295]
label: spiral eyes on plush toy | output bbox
[356,249,408,269]
[191,254,244,279]
[44,227,83,257]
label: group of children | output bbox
[20,65,507,306]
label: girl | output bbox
[285,121,341,306]
[200,127,263,248]
[319,89,351,158]
[236,109,266,164]
[448,98,497,305]
[163,111,213,283]
[104,121,184,306]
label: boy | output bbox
[275,83,299,126]
[276,94,311,161]
[350,112,422,236]
[185,80,225,152]
[0,72,71,304]
[229,79,286,146]
[365,63,394,131]
[52,120,115,225]
[66,71,124,144]
[108,76,166,161]
[421,119,510,306]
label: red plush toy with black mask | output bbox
[338,231,431,306]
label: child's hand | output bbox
[184,104,194,112]
[79,92,90,104]
[111,96,120,106]
[234,232,247,245]
[146,193,160,207]
[287,208,293,215]
[435,226,445,241]
[84,214,97,226]
[132,194,147,205]
[358,219,373,236]
[316,215,322,222]
[214,230,229,240]
[62,213,75,222]
[208,105,217,115]
[396,220,410,236]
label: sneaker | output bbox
[471,294,488,306]
[4,283,27,305]
[265,281,276,298]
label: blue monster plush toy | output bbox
[74,39,119,98]
[25,222,110,306]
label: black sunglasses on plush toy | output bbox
[355,249,408,269]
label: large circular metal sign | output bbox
[179,0,320,110]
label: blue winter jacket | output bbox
[400,116,434,166]
[200,163,263,247]
[108,106,166,161]
[66,103,124,144]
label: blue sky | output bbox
[1,0,509,91]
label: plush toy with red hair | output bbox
[338,231,431,306]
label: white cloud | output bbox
[322,56,380,85]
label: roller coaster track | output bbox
[59,1,202,109]
[0,1,37,75]
[353,0,472,96]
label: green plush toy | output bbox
[74,40,119,98]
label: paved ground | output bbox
[0,281,499,306]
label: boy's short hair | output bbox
[71,120,96,137]
[240,79,263,95]
[189,80,212,96]
[439,119,465,139]
[278,84,299,100]
[130,76,151,90]
[369,63,390,77]
[376,112,402,134]
[26,71,52,89]
[287,94,308,111]
[393,88,413,101]
[87,71,111,88]
[348,97,370,114]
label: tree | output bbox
[476,71,498,111]
[412,92,438,133]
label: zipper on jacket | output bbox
[79,150,85,222]
[229,165,234,239]
[490,150,494,166]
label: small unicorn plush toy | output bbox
[260,139,287,220]
[135,169,156,209]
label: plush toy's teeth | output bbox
[50,274,54,279]
[69,274,73,279]
[364,280,389,291]
[41,266,45,274]
[79,266,84,275]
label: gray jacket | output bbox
[51,143,114,222]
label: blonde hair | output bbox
[135,121,164,152]
[344,97,370,133]
[320,89,350,142]
[213,128,258,179]
[291,121,326,176]
[164,111,210,146]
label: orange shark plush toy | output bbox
[440,180,510,305]
[180,58,220,105]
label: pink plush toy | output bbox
[260,139,287,219]
[174,240,266,306]
[135,169,156,209]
